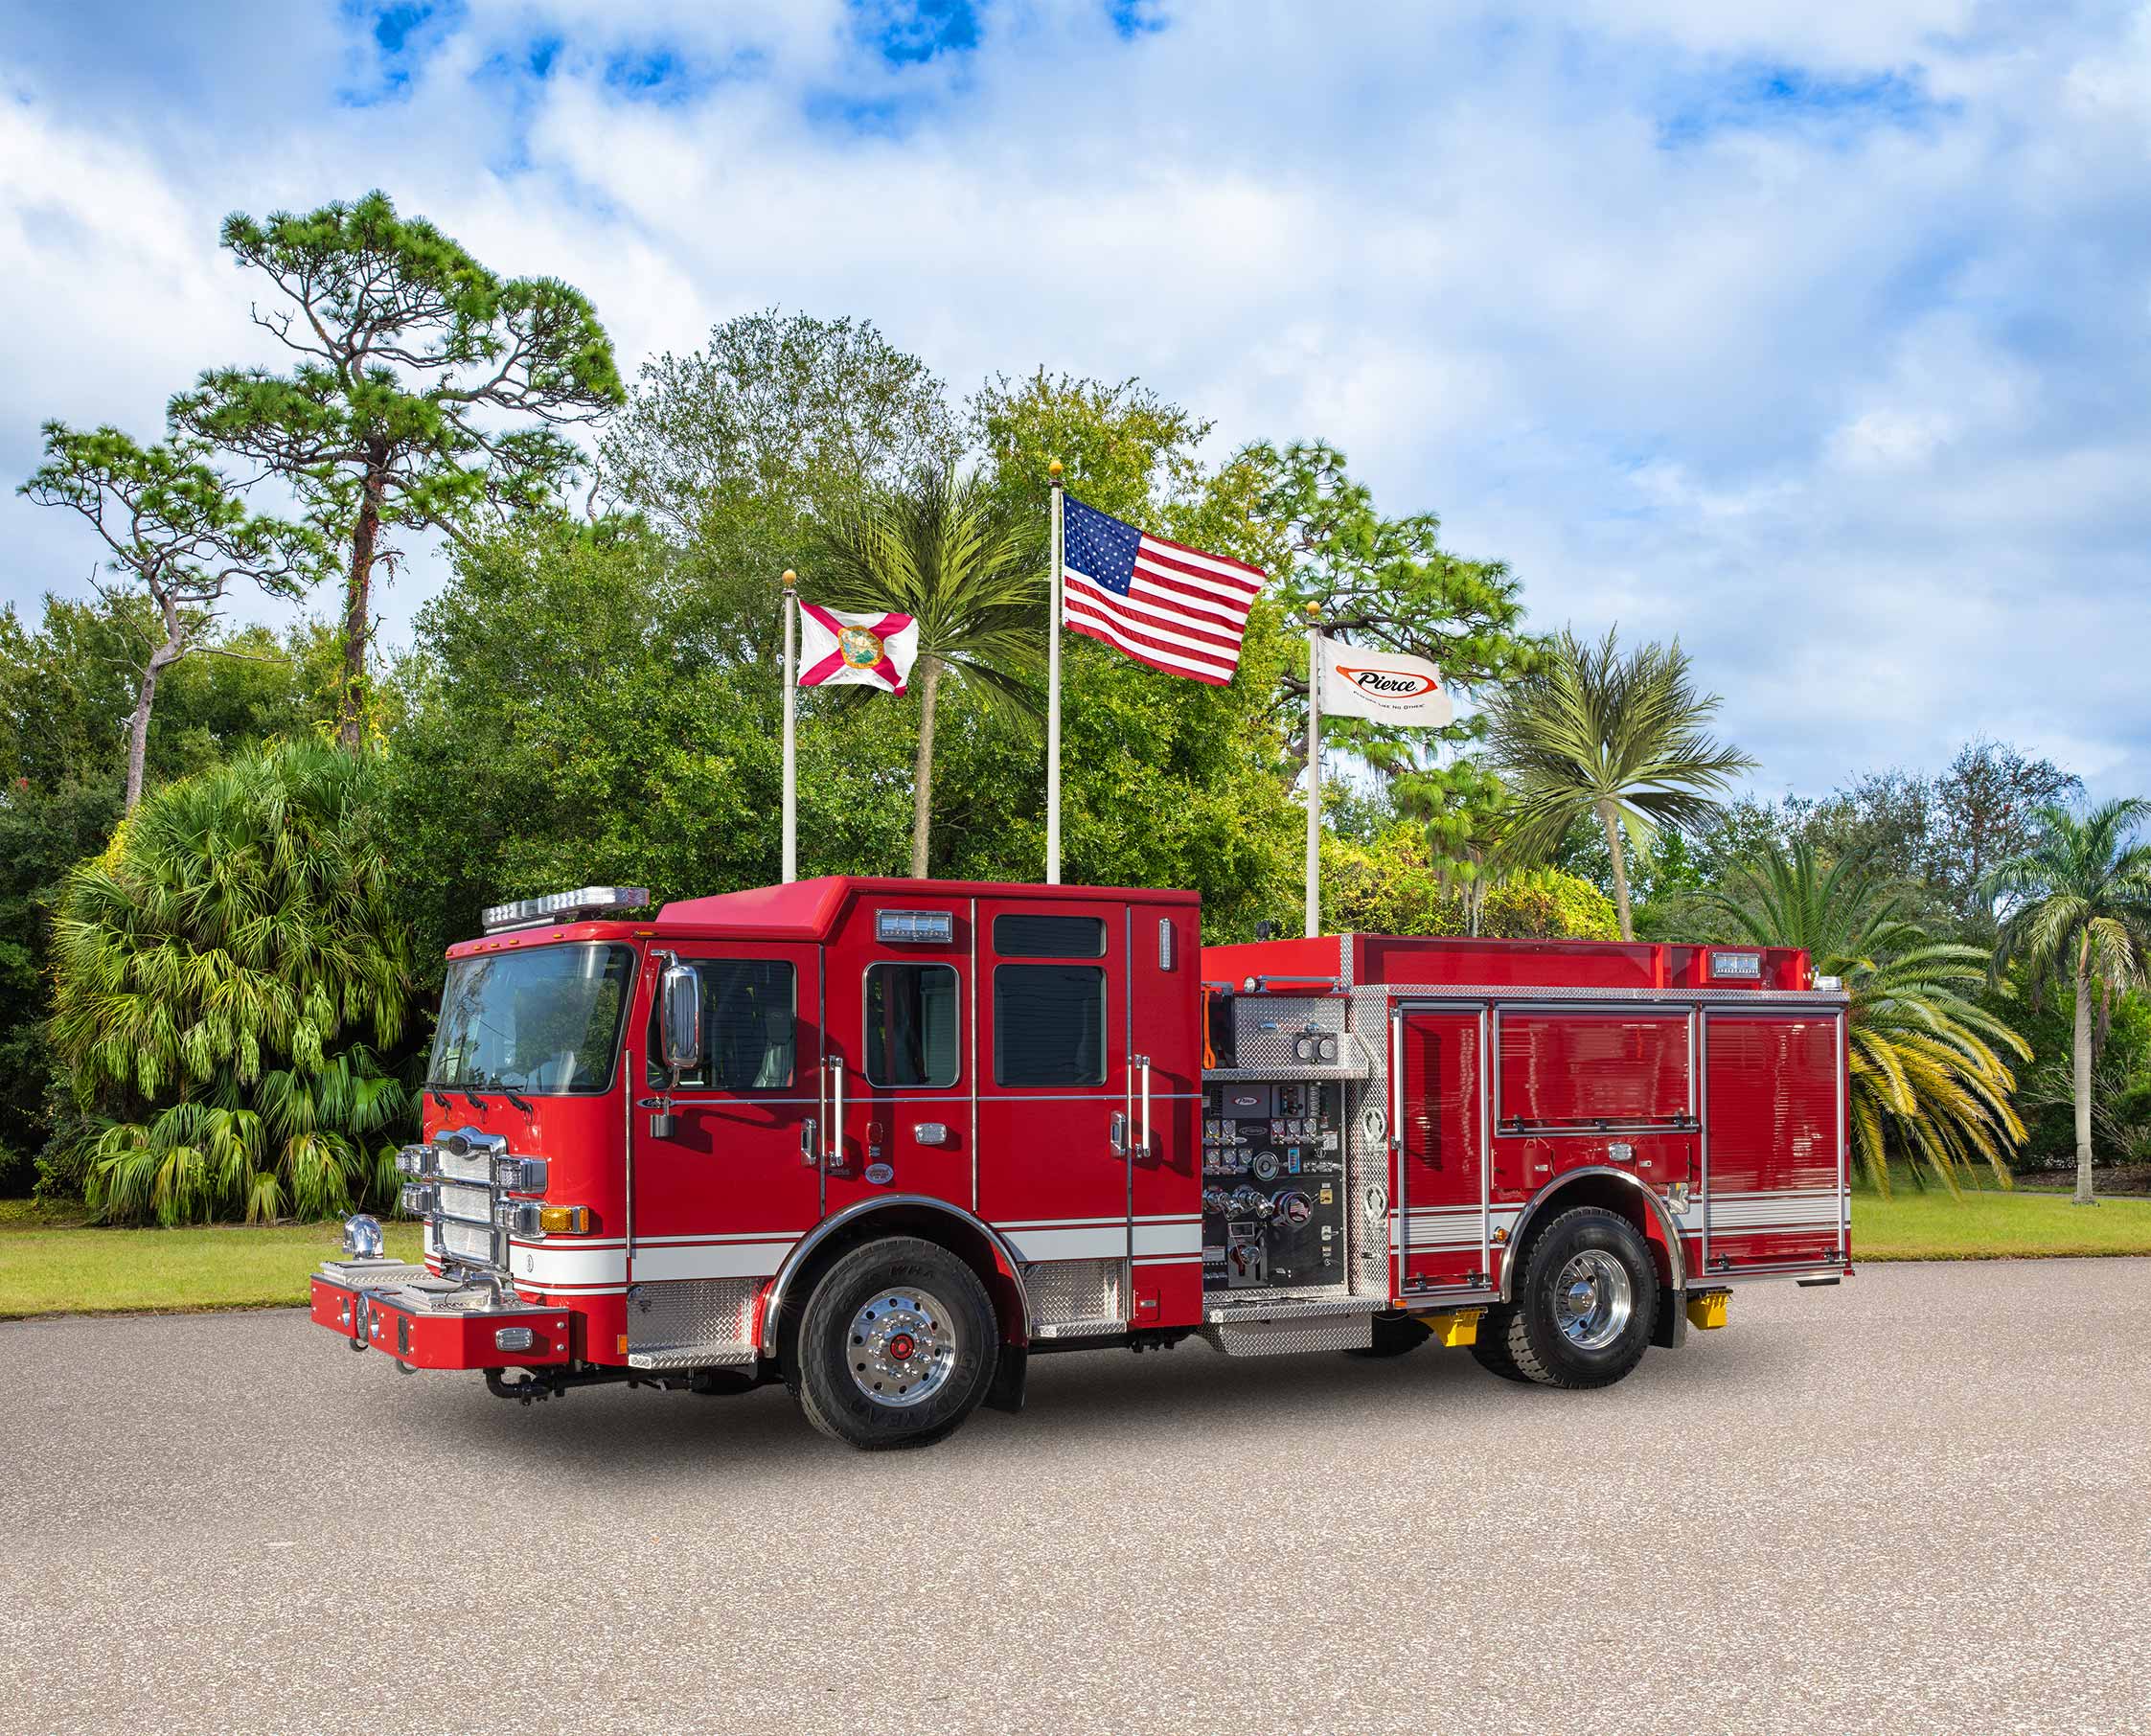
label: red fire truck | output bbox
[312,879,1850,1449]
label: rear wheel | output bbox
[1491,1206,1658,1389]
[792,1237,998,1450]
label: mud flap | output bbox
[985,1344,1027,1415]
[1651,1285,1687,1350]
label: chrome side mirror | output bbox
[660,962,701,1076]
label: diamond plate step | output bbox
[625,1340,760,1371]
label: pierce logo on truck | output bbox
[313,877,1851,1450]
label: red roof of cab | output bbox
[655,876,1199,943]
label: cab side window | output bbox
[994,964,1106,1086]
[865,963,960,1088]
[648,959,796,1090]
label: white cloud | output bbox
[1,0,2147,807]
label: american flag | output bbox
[1061,493,1265,685]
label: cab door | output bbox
[821,898,973,1219]
[974,898,1131,1297]
[629,942,823,1284]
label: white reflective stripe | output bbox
[630,1240,794,1281]
[995,1216,1128,1230]
[1132,1220,1201,1257]
[1131,1254,1201,1267]
[997,1225,1130,1262]
[1132,1212,1201,1223]
[634,1230,811,1245]
[510,1243,628,1287]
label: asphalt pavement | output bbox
[3,1259,2147,1736]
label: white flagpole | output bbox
[1304,603,1322,938]
[781,569,798,883]
[1045,459,1064,885]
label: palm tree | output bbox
[812,467,1043,876]
[1704,839,2027,1195]
[1984,800,2151,1205]
[48,740,414,1223]
[1484,627,1754,941]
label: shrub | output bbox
[48,742,415,1223]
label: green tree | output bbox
[601,309,958,655]
[382,518,917,977]
[171,190,625,749]
[47,741,415,1222]
[1321,826,1619,941]
[1485,627,1755,941]
[19,424,317,809]
[1705,839,2027,1194]
[1986,800,2151,1204]
[812,468,1043,876]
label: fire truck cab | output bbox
[313,878,1850,1450]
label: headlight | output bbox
[393,1145,433,1178]
[399,1183,436,1217]
[341,1214,385,1258]
[493,1156,548,1192]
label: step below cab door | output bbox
[1391,1004,1491,1298]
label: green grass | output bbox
[0,1210,423,1319]
[1853,1183,2151,1261]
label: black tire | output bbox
[1467,1305,1533,1382]
[1344,1313,1432,1359]
[1492,1205,1658,1389]
[792,1237,998,1450]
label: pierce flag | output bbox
[797,605,920,695]
[1316,636,1454,728]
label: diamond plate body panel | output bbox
[1201,1312,1374,1356]
[625,1277,759,1368]
[1350,986,1395,1296]
[1231,995,1347,1071]
[1025,1258,1125,1331]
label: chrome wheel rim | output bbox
[1553,1250,1633,1351]
[847,1287,956,1408]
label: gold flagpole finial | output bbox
[1047,458,1063,481]
[1306,602,1321,621]
[782,569,796,589]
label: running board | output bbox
[1202,1291,1380,1325]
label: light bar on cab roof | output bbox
[481,886,652,933]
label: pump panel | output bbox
[1200,1080,1348,1292]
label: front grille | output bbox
[440,1219,500,1265]
[435,1149,493,1183]
[436,1180,494,1224]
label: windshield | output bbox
[429,944,636,1096]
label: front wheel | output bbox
[792,1237,998,1450]
[1489,1206,1658,1389]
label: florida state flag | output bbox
[796,605,920,695]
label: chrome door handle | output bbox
[1109,1110,1129,1157]
[799,1117,819,1166]
[825,1058,845,1169]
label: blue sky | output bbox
[3,0,2148,802]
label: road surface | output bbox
[3,1259,2146,1735]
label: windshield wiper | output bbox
[500,1086,535,1114]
